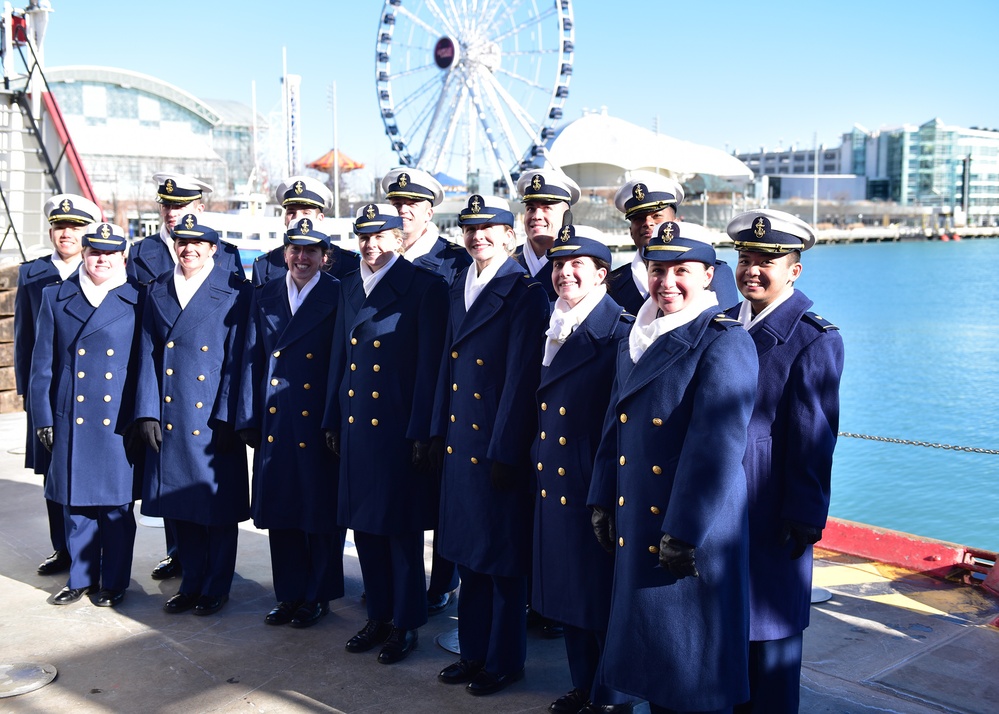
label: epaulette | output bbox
[803,311,839,331]
[620,309,636,324]
[711,312,742,329]
[253,252,267,263]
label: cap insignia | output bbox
[300,218,311,234]
[754,217,767,238]
[165,179,175,194]
[184,215,195,230]
[532,174,543,192]
[294,180,304,195]
[470,196,482,214]
[663,223,675,242]
[60,199,72,213]
[633,184,645,202]
[398,173,409,188]
[365,204,376,220]
[100,224,111,240]
[559,225,571,242]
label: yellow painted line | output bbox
[864,592,953,617]
[813,562,890,587]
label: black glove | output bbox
[426,436,445,475]
[325,430,340,457]
[782,520,822,559]
[213,423,239,453]
[137,419,162,453]
[123,422,144,463]
[591,505,616,554]
[238,428,262,450]
[659,534,699,579]
[411,440,430,470]
[490,461,518,492]
[36,426,53,452]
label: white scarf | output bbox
[160,225,179,265]
[360,251,399,297]
[285,270,321,315]
[173,257,215,309]
[403,222,440,262]
[542,284,607,367]
[464,257,505,311]
[522,240,549,277]
[629,289,718,364]
[78,263,127,308]
[54,255,83,280]
[736,287,796,332]
[629,250,649,299]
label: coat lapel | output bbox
[167,266,234,341]
[78,282,139,340]
[618,311,713,401]
[278,275,338,349]
[539,295,620,390]
[453,258,523,344]
[55,277,94,325]
[350,259,412,334]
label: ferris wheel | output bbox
[375,0,575,194]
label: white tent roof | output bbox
[545,111,753,183]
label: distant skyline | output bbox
[37,0,999,188]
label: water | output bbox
[618,239,999,551]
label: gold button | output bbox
[269,407,277,414]
[267,435,274,443]
[166,368,173,376]
[165,396,172,403]
[106,348,114,356]
[105,372,112,380]
[301,410,309,417]
[371,391,379,399]
[618,537,625,547]
[447,446,453,454]
[558,468,565,476]
[537,462,543,471]
[197,375,205,381]
[476,359,484,366]
[195,401,203,409]
[348,416,354,424]
[473,393,481,400]
[619,496,625,506]
[350,364,356,371]
[102,418,111,426]
[470,457,478,464]
[541,489,547,498]
[192,430,200,436]
[540,431,546,440]
[651,506,660,514]
[652,465,662,475]
[372,365,381,372]
[76,417,84,424]
[472,424,479,431]
[558,436,567,445]
[201,346,208,352]
[619,413,628,423]
[306,353,313,359]
[450,415,456,422]
[652,418,663,427]
[351,338,358,345]
[303,383,311,390]
[649,545,659,554]
[166,341,174,348]
[271,378,279,386]
[78,348,86,355]
[166,424,173,430]
[619,456,626,466]
[103,395,111,403]
[76,395,84,402]
[541,402,547,411]
[451,351,458,359]
[452,383,458,392]
[371,419,379,426]
[559,407,566,415]
[273,350,281,358]
[348,389,355,397]
[299,442,306,448]
[373,340,381,348]
[78,371,85,378]
[560,496,567,505]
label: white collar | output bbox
[464,256,505,311]
[736,287,796,331]
[78,263,127,308]
[403,222,440,262]
[285,270,321,315]
[543,284,607,367]
[628,289,718,364]
[630,250,648,299]
[360,252,400,297]
[160,225,179,265]
[172,257,215,309]
[522,239,549,277]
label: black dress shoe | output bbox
[52,585,92,605]
[151,555,181,580]
[466,668,525,696]
[192,594,229,616]
[427,589,456,616]
[163,592,198,614]
[289,601,328,628]
[95,589,126,608]
[345,619,392,652]
[579,703,634,713]
[438,658,484,684]
[541,618,565,639]
[550,688,590,714]
[377,627,417,664]
[37,550,70,576]
[265,601,301,626]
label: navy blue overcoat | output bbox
[432,258,550,577]
[588,309,758,711]
[29,275,141,506]
[127,234,243,284]
[134,264,251,525]
[323,258,448,535]
[411,235,472,286]
[514,245,557,302]
[237,273,341,533]
[725,290,844,640]
[531,293,632,629]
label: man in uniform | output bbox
[514,169,580,303]
[15,193,102,576]
[382,167,471,286]
[251,175,360,285]
[382,167,471,616]
[608,174,738,314]
[725,209,844,714]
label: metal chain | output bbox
[838,432,999,455]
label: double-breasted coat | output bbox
[432,258,550,577]
[237,273,341,533]
[588,309,758,711]
[134,264,251,526]
[531,294,632,629]
[411,234,472,286]
[724,290,844,641]
[29,276,142,506]
[514,245,558,303]
[251,243,360,286]
[127,233,243,284]
[324,259,447,534]
[15,256,64,473]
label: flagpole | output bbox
[333,81,340,219]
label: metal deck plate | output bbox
[0,663,57,698]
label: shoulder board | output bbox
[711,312,742,328]
[619,311,636,325]
[803,311,839,331]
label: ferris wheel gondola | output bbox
[375,0,574,195]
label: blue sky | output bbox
[39,0,998,188]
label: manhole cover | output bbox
[0,662,57,698]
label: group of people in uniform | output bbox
[15,164,843,714]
